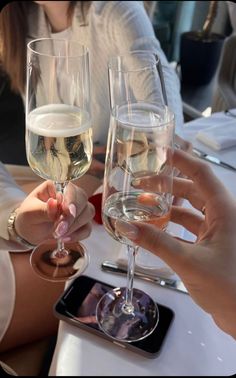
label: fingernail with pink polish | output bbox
[116,220,139,240]
[62,236,71,243]
[69,204,76,218]
[54,221,69,237]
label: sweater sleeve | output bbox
[100,1,184,133]
[0,162,29,251]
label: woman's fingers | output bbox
[47,197,60,221]
[171,206,204,235]
[133,174,205,212]
[63,183,88,216]
[53,200,95,239]
[173,149,227,200]
[115,220,190,270]
[31,180,57,202]
[65,222,93,242]
[132,173,172,195]
[16,181,95,244]
[174,133,192,154]
[172,177,204,211]
[45,183,95,240]
[65,202,95,236]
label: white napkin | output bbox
[196,119,236,151]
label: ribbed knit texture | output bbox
[27,1,184,144]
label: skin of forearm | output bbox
[213,311,236,340]
[38,1,70,32]
[211,284,236,340]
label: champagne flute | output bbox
[96,51,175,342]
[25,38,92,282]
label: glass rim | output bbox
[112,103,175,129]
[108,50,161,73]
[27,37,89,58]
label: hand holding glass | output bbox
[96,51,175,342]
[25,38,92,282]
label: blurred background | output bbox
[146,0,235,118]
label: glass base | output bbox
[30,239,89,282]
[96,287,158,342]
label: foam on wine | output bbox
[27,104,91,137]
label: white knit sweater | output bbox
[26,1,184,145]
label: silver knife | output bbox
[193,147,236,171]
[101,260,188,294]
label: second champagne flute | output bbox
[25,38,92,282]
[96,51,175,342]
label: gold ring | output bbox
[201,206,206,215]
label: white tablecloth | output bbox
[179,110,236,198]
[49,111,236,376]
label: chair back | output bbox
[212,33,236,112]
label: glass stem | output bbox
[55,181,68,255]
[122,244,138,314]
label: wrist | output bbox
[7,208,35,249]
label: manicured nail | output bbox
[54,221,69,237]
[62,236,71,243]
[116,220,139,240]
[69,204,76,218]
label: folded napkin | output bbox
[196,120,236,151]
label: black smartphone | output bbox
[54,275,174,359]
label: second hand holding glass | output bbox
[25,38,92,282]
[96,51,175,342]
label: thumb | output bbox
[116,220,187,270]
[47,197,61,221]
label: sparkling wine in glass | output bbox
[25,38,92,282]
[96,51,175,342]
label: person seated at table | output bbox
[116,148,236,340]
[0,0,185,180]
[0,162,95,354]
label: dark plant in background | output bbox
[202,0,218,39]
[180,0,225,85]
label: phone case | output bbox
[53,275,174,359]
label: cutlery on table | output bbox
[117,257,175,278]
[101,260,188,294]
[192,147,236,171]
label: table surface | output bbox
[49,111,236,376]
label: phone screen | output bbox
[54,275,174,357]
